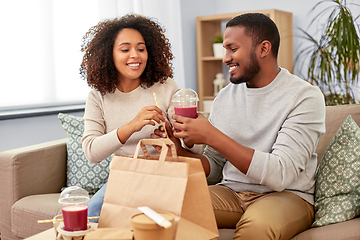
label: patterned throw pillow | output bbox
[313,115,360,227]
[58,113,112,194]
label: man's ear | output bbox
[259,40,272,59]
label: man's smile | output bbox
[228,64,238,74]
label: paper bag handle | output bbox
[134,138,177,162]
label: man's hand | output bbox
[172,112,212,147]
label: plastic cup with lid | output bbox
[171,88,199,119]
[58,186,90,231]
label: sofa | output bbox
[1,104,360,240]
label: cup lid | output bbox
[131,212,174,230]
[171,88,199,104]
[58,186,90,205]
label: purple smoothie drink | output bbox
[174,105,197,119]
[172,89,199,132]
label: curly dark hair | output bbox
[80,14,174,95]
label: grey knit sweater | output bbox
[205,68,325,204]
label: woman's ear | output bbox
[259,40,272,59]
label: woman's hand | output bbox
[129,105,165,132]
[150,120,184,156]
[117,105,164,144]
[152,113,213,176]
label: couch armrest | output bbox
[0,138,68,240]
[0,138,67,207]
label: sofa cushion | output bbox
[313,115,360,227]
[12,194,62,239]
[219,218,360,240]
[291,217,360,240]
[316,104,360,162]
[58,113,112,194]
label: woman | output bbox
[80,14,178,221]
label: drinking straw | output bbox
[153,93,168,138]
[37,216,99,223]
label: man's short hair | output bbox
[226,13,280,58]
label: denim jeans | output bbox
[88,182,107,223]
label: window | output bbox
[0,0,99,111]
[0,0,185,119]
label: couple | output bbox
[81,13,325,240]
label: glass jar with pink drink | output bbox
[171,88,199,119]
[58,186,90,232]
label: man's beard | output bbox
[230,50,260,84]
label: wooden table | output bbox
[25,223,98,240]
[25,228,55,240]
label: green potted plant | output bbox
[213,34,223,44]
[213,34,225,58]
[295,0,360,105]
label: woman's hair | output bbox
[80,14,173,95]
[226,13,280,58]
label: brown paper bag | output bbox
[98,138,218,240]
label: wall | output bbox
[1,0,359,152]
[179,0,360,90]
[0,111,84,152]
[212,0,336,78]
[179,0,218,91]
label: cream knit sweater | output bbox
[82,78,178,163]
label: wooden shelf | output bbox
[203,96,216,100]
[202,56,224,61]
[196,10,293,111]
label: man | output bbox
[153,13,325,240]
